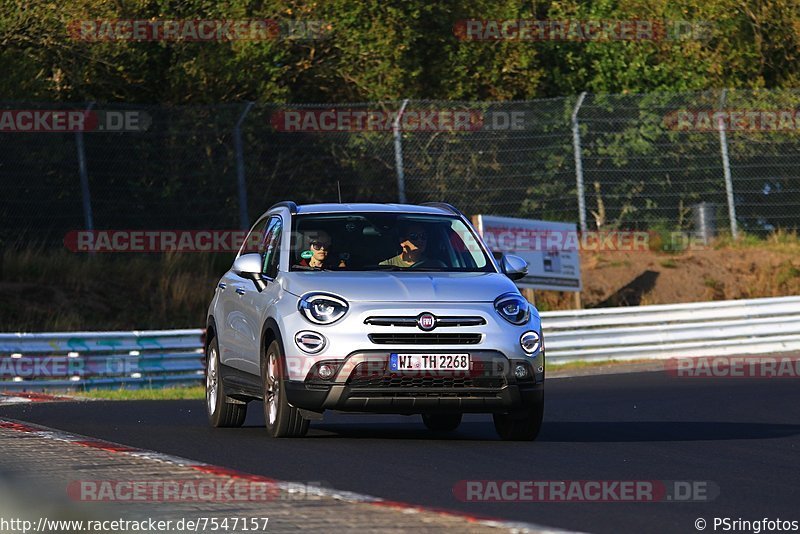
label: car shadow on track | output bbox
[537,421,800,442]
[294,420,800,442]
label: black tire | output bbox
[263,340,309,438]
[422,413,463,432]
[493,396,544,441]
[206,334,247,428]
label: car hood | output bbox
[281,271,519,303]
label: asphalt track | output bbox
[2,371,799,533]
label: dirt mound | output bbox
[536,246,800,310]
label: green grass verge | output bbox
[74,386,205,400]
[69,360,662,398]
[547,358,658,371]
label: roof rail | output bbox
[420,201,465,218]
[268,201,298,214]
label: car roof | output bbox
[274,202,457,216]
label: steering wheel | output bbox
[410,258,447,269]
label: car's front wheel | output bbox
[422,413,462,432]
[493,395,544,441]
[206,334,247,427]
[263,340,309,438]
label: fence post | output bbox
[717,89,738,239]
[76,102,96,232]
[393,99,410,203]
[571,92,588,232]
[234,102,254,230]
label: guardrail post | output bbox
[393,99,410,204]
[234,102,254,230]
[571,92,588,232]
[76,102,96,233]
[717,89,738,239]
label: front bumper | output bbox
[284,350,544,414]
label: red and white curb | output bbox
[0,392,76,404]
[0,417,571,533]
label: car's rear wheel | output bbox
[206,335,247,427]
[263,340,309,438]
[493,396,544,441]
[422,413,462,432]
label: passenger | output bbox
[298,230,345,269]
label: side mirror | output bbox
[500,254,528,281]
[232,253,266,291]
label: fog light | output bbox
[520,331,541,354]
[318,364,335,380]
[514,364,529,380]
[295,331,326,354]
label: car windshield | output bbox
[289,212,494,273]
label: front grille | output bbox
[368,333,481,345]
[364,316,486,327]
[347,374,504,389]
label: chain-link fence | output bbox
[2,89,799,248]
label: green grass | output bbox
[659,258,678,269]
[74,386,205,400]
[548,358,657,371]
[714,229,800,251]
[775,260,800,287]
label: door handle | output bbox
[218,282,227,290]
[235,287,246,295]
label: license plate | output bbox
[389,353,471,371]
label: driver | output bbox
[380,223,429,268]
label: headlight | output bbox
[298,293,348,325]
[494,293,530,325]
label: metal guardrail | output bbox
[542,296,800,362]
[2,296,800,390]
[0,329,205,391]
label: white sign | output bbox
[474,215,582,291]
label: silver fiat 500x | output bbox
[205,202,545,440]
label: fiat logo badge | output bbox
[417,313,437,331]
